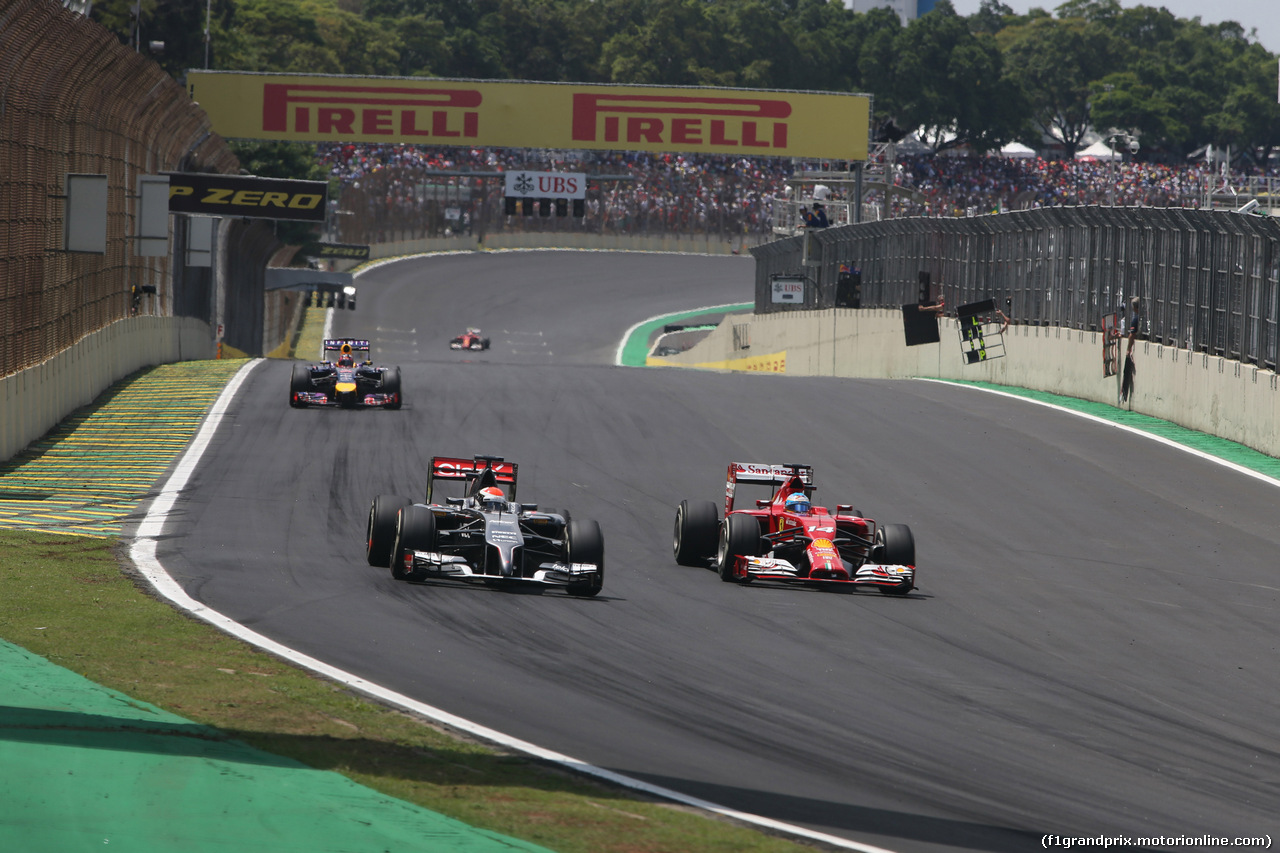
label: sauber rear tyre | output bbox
[717,513,761,583]
[673,499,719,566]
[392,504,437,581]
[566,518,604,597]
[289,363,311,407]
[367,495,411,567]
[876,523,916,596]
[382,366,402,410]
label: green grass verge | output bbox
[0,528,815,853]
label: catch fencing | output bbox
[329,164,781,255]
[752,207,1280,370]
[0,0,279,378]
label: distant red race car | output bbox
[450,328,490,351]
[673,462,916,595]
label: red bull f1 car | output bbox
[673,462,916,595]
[450,328,490,351]
[366,455,604,596]
[289,339,402,409]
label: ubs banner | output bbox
[187,71,872,161]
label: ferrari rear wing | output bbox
[427,455,518,503]
[725,462,814,512]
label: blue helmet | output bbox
[784,492,810,515]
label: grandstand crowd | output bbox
[317,142,1280,243]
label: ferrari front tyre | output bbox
[566,518,604,597]
[382,366,402,410]
[673,499,719,566]
[717,513,762,583]
[289,363,311,407]
[392,504,437,581]
[876,523,916,596]
[367,495,412,567]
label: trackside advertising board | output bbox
[166,172,328,221]
[187,71,871,161]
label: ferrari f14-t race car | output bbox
[673,462,915,595]
[366,455,604,596]
[449,328,490,351]
[289,339,402,409]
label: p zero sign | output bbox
[167,172,328,222]
[187,71,871,161]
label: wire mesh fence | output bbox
[752,207,1280,370]
[0,0,243,377]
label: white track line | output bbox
[917,378,1280,490]
[129,357,897,853]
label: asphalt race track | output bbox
[158,251,1280,853]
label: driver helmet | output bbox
[784,492,811,515]
[478,486,506,510]
[338,343,354,367]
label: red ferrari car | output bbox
[450,328,490,351]
[673,462,915,595]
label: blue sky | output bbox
[944,0,1278,54]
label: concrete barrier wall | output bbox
[0,318,214,462]
[652,310,1280,459]
[370,231,755,258]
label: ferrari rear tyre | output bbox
[876,523,916,596]
[289,363,311,407]
[392,504,436,580]
[718,513,762,583]
[382,367,402,410]
[367,495,411,567]
[566,518,604,596]
[673,499,719,566]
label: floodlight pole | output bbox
[1106,132,1138,206]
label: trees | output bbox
[889,2,1027,153]
[84,0,1279,165]
[999,12,1128,157]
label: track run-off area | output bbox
[63,251,1280,852]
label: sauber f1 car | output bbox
[366,455,604,596]
[673,462,916,595]
[290,339,402,409]
[449,328,490,351]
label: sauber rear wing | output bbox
[725,462,814,512]
[427,455,518,503]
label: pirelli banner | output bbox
[187,71,871,161]
[168,172,328,222]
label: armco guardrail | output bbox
[754,208,1280,371]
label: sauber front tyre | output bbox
[673,499,719,566]
[566,518,605,596]
[367,495,411,567]
[392,504,438,581]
